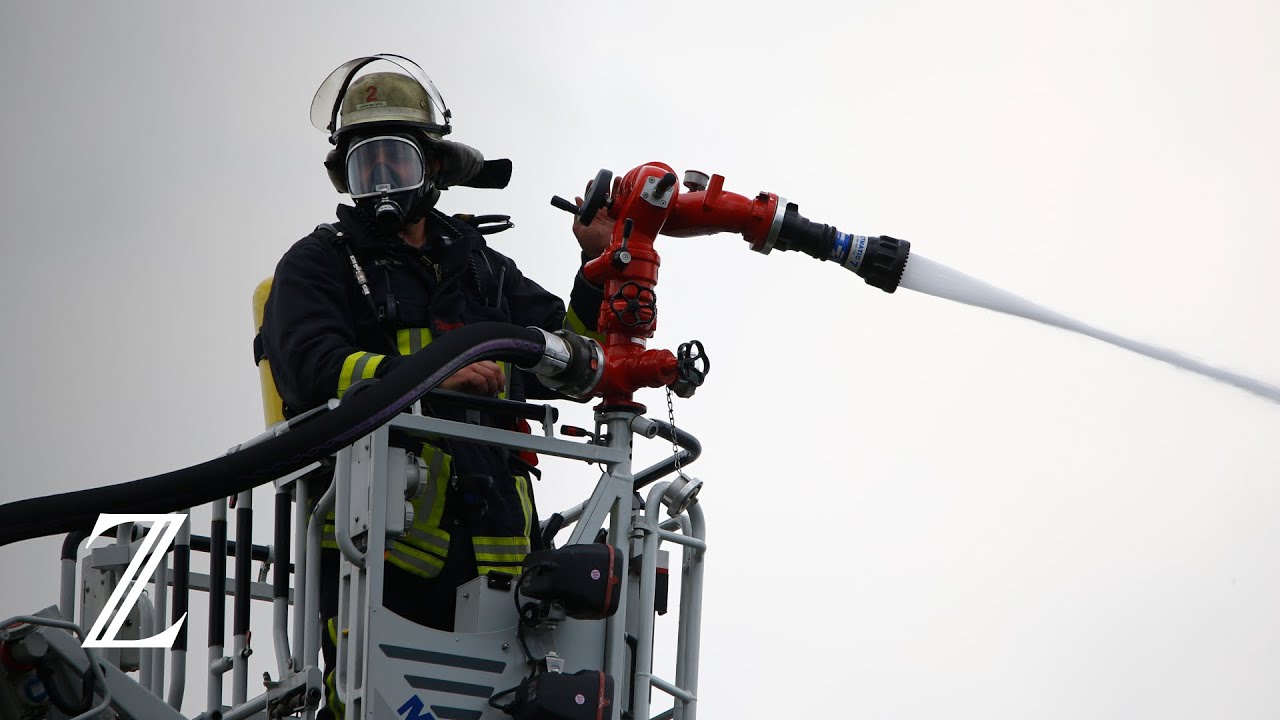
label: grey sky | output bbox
[2,2,1279,718]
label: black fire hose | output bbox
[0,323,547,547]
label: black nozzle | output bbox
[856,234,911,293]
[776,203,910,293]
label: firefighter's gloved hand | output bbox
[440,361,505,396]
[572,192,614,259]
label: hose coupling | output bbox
[523,328,604,399]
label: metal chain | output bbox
[666,386,685,478]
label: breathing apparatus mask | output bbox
[310,54,512,238]
[346,134,436,236]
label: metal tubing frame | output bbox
[556,417,702,527]
[208,498,228,716]
[101,522,134,671]
[677,504,706,720]
[630,482,668,720]
[389,412,629,466]
[333,442,364,715]
[273,485,294,679]
[292,474,311,672]
[629,483,707,720]
[167,511,190,710]
[60,553,78,624]
[339,427,395,720]
[632,420,703,491]
[303,479,337,720]
[333,445,366,571]
[137,592,155,694]
[152,542,169,698]
[232,490,254,705]
[36,401,705,720]
[665,513,693,708]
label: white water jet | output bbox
[898,253,1280,405]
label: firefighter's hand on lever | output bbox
[571,183,615,258]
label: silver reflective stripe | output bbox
[515,475,531,537]
[473,540,530,557]
[397,328,432,356]
[402,528,449,554]
[426,447,444,487]
[387,548,444,577]
[351,353,374,382]
[412,446,447,531]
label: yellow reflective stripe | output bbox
[337,351,384,398]
[473,476,532,568]
[416,444,450,528]
[514,475,532,538]
[565,306,606,343]
[476,555,526,564]
[385,441,454,579]
[396,328,433,356]
[498,361,509,400]
[473,535,531,566]
[386,541,446,577]
[401,525,450,554]
[473,536,531,547]
[321,512,338,549]
[325,618,343,715]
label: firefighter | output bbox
[259,56,611,719]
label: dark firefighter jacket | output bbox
[261,203,604,588]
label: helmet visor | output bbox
[311,54,450,135]
[346,136,426,199]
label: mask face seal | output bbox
[346,136,426,197]
[346,135,431,235]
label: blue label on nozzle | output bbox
[844,234,870,271]
[831,232,852,264]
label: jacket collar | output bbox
[333,204,474,271]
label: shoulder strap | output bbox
[313,222,340,240]
[315,222,400,351]
[468,243,510,318]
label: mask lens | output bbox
[346,136,426,198]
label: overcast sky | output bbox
[2,2,1279,718]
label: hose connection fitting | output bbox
[663,474,703,517]
[522,328,605,399]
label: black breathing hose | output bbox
[0,322,546,547]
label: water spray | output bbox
[898,254,1280,404]
[552,162,1280,406]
